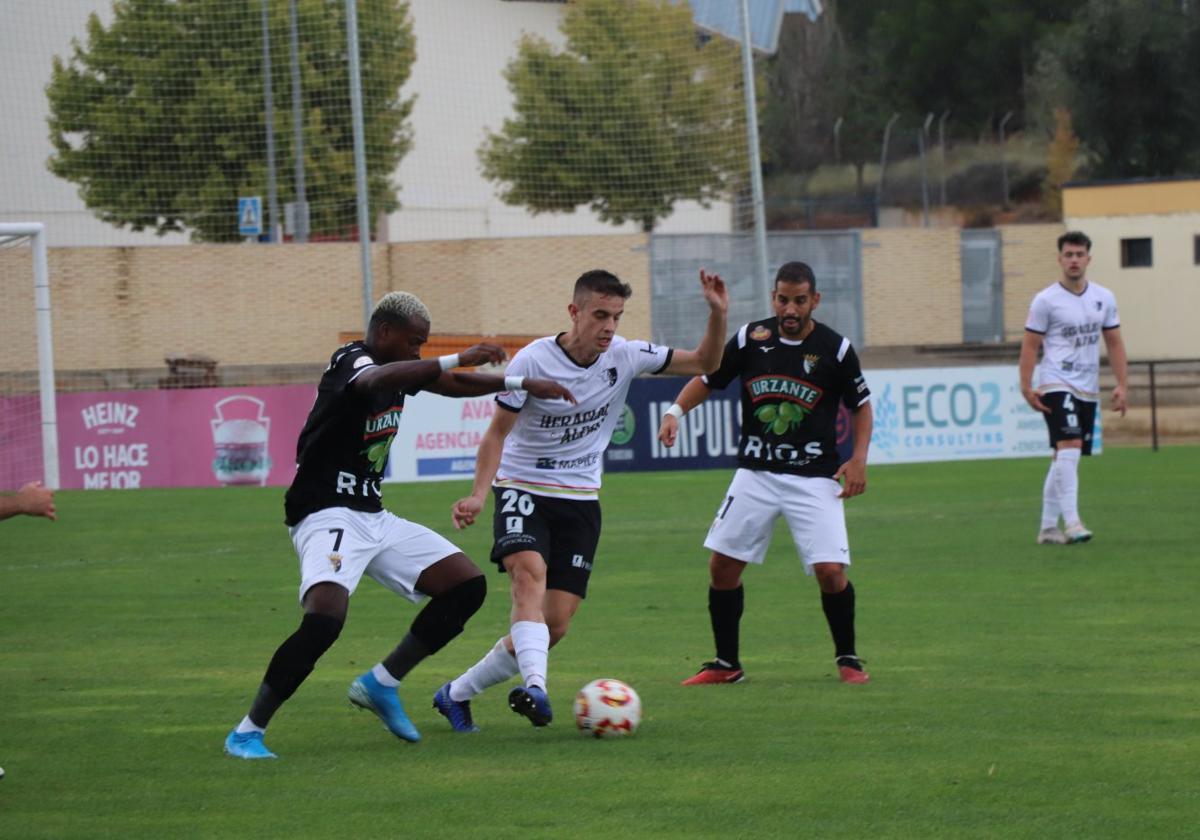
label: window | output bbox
[1194,235,1199,265]
[1120,237,1153,268]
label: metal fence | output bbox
[649,231,862,349]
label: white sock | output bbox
[1041,459,1060,530]
[371,662,400,688]
[449,638,519,702]
[235,715,265,735]
[510,620,550,691]
[1053,448,1082,524]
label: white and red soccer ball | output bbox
[573,678,642,738]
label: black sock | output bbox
[820,581,856,659]
[249,612,343,728]
[381,633,431,682]
[709,586,744,669]
[382,575,487,681]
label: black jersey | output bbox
[703,319,870,478]
[283,342,411,526]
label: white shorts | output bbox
[703,468,850,573]
[289,507,462,605]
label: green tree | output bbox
[46,0,414,242]
[479,0,747,232]
[1041,0,1200,179]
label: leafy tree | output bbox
[46,0,414,241]
[1041,0,1200,178]
[479,0,747,232]
[1041,107,1079,217]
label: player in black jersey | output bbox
[224,292,574,759]
[658,262,874,685]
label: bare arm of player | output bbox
[425,372,577,403]
[656,376,713,448]
[1018,331,1050,414]
[1102,327,1129,417]
[0,481,57,522]
[662,269,730,376]
[353,343,507,395]
[451,407,520,530]
[833,402,873,499]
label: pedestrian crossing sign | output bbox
[238,196,263,236]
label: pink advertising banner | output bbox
[52,385,317,490]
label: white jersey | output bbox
[1025,280,1120,402]
[495,334,672,500]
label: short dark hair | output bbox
[1058,231,1092,252]
[574,269,632,302]
[774,261,817,292]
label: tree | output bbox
[1041,107,1080,217]
[1040,0,1200,179]
[478,0,747,232]
[46,0,414,242]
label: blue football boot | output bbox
[433,682,480,733]
[224,729,277,760]
[348,671,421,743]
[508,684,553,727]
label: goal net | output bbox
[0,223,58,491]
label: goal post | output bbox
[0,223,59,490]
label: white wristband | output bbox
[438,354,460,372]
[665,403,685,419]
[504,375,525,391]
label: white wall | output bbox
[1065,211,1200,360]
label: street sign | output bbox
[238,196,263,237]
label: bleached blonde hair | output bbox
[372,291,431,326]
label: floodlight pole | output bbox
[261,0,281,244]
[289,0,308,242]
[738,0,770,293]
[346,0,373,327]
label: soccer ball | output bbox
[573,678,642,738]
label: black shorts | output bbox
[490,487,602,598]
[1042,391,1097,455]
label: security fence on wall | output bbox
[649,231,862,349]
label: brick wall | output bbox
[998,223,1064,341]
[1,235,649,375]
[859,228,962,346]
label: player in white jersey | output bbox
[1019,231,1128,545]
[432,268,728,731]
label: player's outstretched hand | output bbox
[452,496,484,530]
[834,458,867,499]
[699,269,729,313]
[1111,384,1128,417]
[459,343,508,367]
[657,414,679,448]
[523,378,577,404]
[1021,387,1050,414]
[18,481,56,520]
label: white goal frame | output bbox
[1,223,59,489]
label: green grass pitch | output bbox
[2,446,1198,838]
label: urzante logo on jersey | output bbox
[361,405,403,473]
[745,375,823,436]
